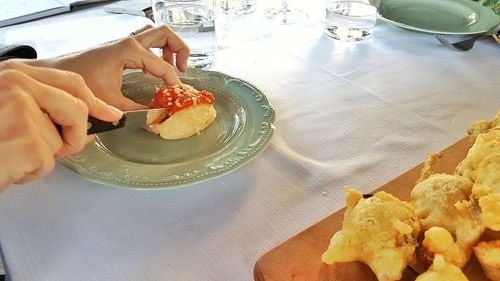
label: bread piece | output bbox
[155,104,216,140]
[145,84,216,140]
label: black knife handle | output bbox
[54,115,127,135]
[87,115,127,134]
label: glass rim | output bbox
[327,1,377,9]
[326,1,378,16]
[155,3,217,24]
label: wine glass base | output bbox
[264,8,308,25]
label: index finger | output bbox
[133,25,190,72]
[5,61,123,122]
[124,41,182,85]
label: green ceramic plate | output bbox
[60,69,275,189]
[377,0,500,34]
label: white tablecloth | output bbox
[0,2,499,281]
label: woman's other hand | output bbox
[27,25,190,111]
[0,61,122,190]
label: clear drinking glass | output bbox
[264,0,308,25]
[151,0,218,69]
[219,0,256,14]
[324,0,377,41]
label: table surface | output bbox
[0,2,499,281]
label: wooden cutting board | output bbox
[254,137,499,281]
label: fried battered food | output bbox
[468,120,493,142]
[321,110,499,280]
[415,254,469,281]
[321,187,420,281]
[411,173,483,266]
[422,227,469,267]
[456,124,500,192]
[478,194,500,231]
[473,184,500,231]
[411,173,474,231]
[456,112,500,232]
[474,240,500,281]
[467,111,500,142]
[416,153,439,185]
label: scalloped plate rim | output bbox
[59,69,276,190]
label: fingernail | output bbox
[167,75,181,85]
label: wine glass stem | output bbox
[281,0,289,12]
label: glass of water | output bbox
[219,0,257,14]
[264,0,308,25]
[325,0,377,41]
[152,0,217,69]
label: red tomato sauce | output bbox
[148,85,215,117]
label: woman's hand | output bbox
[0,60,122,190]
[26,25,190,111]
[131,24,190,72]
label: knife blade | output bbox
[87,108,167,134]
[54,108,165,135]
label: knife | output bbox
[55,108,164,135]
[86,115,127,134]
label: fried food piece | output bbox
[321,187,420,281]
[468,120,493,142]
[495,111,500,128]
[467,110,500,142]
[474,240,500,281]
[415,254,469,281]
[457,112,500,232]
[422,227,469,267]
[411,173,483,266]
[411,173,474,231]
[473,184,500,231]
[456,124,500,192]
[479,195,500,231]
[416,153,439,185]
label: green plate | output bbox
[60,69,275,189]
[377,0,500,34]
